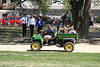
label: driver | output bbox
[41,24,55,45]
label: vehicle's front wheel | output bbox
[31,41,42,51]
[64,42,74,52]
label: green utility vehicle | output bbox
[30,22,78,52]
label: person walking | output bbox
[68,13,73,27]
[28,15,36,37]
[20,14,28,37]
[64,12,69,27]
[61,13,65,27]
[36,16,44,33]
[90,14,94,28]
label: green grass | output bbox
[0,51,100,67]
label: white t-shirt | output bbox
[69,30,76,34]
[56,16,61,20]
[28,18,35,26]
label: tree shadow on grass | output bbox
[0,26,34,44]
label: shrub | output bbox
[96,17,100,23]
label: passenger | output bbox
[64,27,68,33]
[69,26,77,43]
[60,27,68,34]
[69,26,76,34]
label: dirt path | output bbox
[0,43,100,53]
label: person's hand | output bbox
[44,31,47,33]
[40,30,44,32]
[71,19,73,22]
[35,26,38,28]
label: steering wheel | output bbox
[39,30,47,38]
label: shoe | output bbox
[44,43,49,46]
[90,26,92,28]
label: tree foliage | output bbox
[63,0,71,11]
[12,0,51,15]
[29,0,51,15]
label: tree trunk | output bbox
[82,0,91,38]
[70,0,91,39]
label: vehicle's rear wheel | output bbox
[31,41,42,51]
[64,42,74,52]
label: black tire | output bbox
[31,41,42,51]
[64,42,74,52]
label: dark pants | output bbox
[89,21,93,26]
[62,20,65,27]
[37,26,43,33]
[22,24,26,37]
[30,25,34,37]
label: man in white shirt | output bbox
[28,15,36,37]
[20,14,28,37]
[69,26,76,34]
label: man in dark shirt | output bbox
[43,25,55,44]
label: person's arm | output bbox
[44,29,49,34]
[41,19,44,26]
[70,15,73,21]
[20,17,24,21]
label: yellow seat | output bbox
[50,32,57,40]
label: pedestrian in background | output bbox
[53,17,56,26]
[93,14,96,27]
[90,14,94,28]
[64,12,69,27]
[28,14,35,37]
[68,13,73,27]
[61,13,65,27]
[20,14,28,37]
[36,16,44,33]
